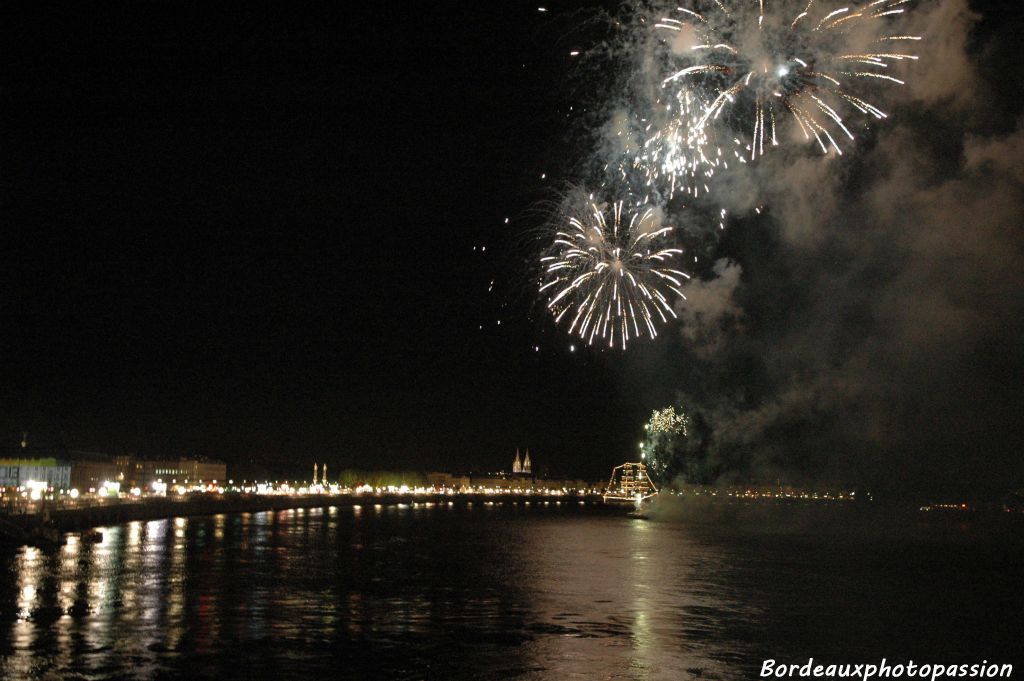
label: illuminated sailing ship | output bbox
[602,461,658,506]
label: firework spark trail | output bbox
[652,0,918,163]
[613,89,727,200]
[540,200,690,350]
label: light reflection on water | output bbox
[0,504,1021,680]
[515,515,753,679]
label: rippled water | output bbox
[1,501,1022,680]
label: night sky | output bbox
[2,1,1022,495]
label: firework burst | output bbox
[539,199,689,349]
[646,406,690,436]
[654,0,919,160]
[609,90,724,200]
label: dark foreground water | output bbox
[1,500,1022,680]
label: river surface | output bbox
[1,500,1022,680]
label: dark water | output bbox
[1,501,1022,680]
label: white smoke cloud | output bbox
[658,0,1020,494]
[676,258,743,358]
[899,0,979,108]
[558,0,1022,495]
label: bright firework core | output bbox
[540,200,689,350]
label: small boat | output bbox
[82,529,103,544]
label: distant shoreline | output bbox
[0,492,605,545]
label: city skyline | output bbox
[1,1,1022,498]
[0,2,1022,679]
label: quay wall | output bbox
[2,493,605,539]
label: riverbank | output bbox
[0,492,605,546]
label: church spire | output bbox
[523,449,531,474]
[512,448,521,474]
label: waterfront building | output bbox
[426,472,472,490]
[69,455,120,491]
[425,450,591,493]
[423,450,592,493]
[120,457,227,486]
[0,457,73,490]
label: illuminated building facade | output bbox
[511,449,532,475]
[425,450,589,492]
[69,458,120,491]
[119,457,227,486]
[0,458,73,490]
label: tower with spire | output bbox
[523,449,531,474]
[512,448,522,474]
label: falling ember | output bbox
[653,0,918,161]
[539,199,689,350]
